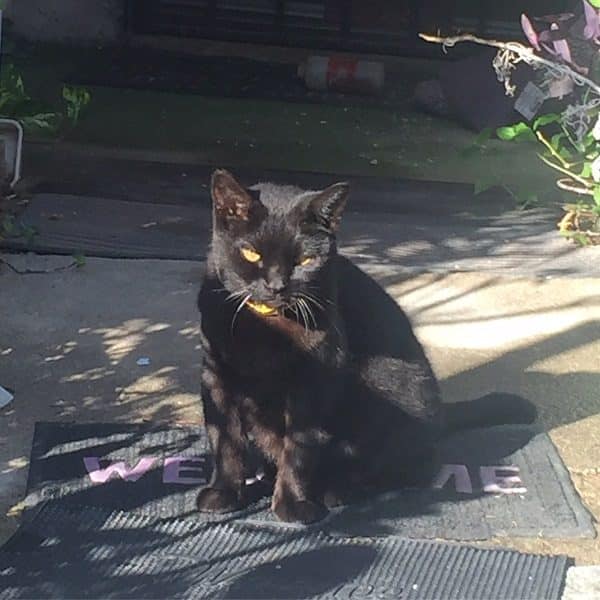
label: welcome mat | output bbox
[0,503,572,600]
[24,422,595,541]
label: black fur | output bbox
[197,170,535,523]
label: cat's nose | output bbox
[266,277,286,293]
[265,267,287,294]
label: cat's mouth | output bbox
[246,300,279,317]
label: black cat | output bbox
[197,169,535,524]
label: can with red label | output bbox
[297,55,385,95]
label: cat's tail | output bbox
[442,392,537,432]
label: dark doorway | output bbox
[128,0,569,56]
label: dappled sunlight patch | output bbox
[51,398,81,417]
[527,339,600,374]
[61,367,116,383]
[44,341,78,363]
[147,392,200,420]
[117,366,181,401]
[44,355,67,363]
[342,239,377,255]
[95,328,146,363]
[117,389,201,422]
[113,365,201,421]
[145,323,170,333]
[2,456,28,474]
[386,240,435,259]
[354,262,400,280]
[420,312,595,351]
[385,275,600,351]
[178,323,201,339]
[82,396,104,408]
[93,319,173,362]
[392,277,494,321]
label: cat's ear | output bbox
[309,182,349,232]
[211,169,265,228]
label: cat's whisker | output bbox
[303,292,341,337]
[302,298,318,329]
[213,286,248,304]
[226,289,250,303]
[297,296,311,326]
[306,287,335,307]
[230,294,251,334]
[298,297,316,331]
[301,292,326,312]
[298,293,325,332]
[289,302,300,325]
[292,297,307,331]
[300,301,310,331]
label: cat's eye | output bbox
[240,247,261,263]
[299,256,314,267]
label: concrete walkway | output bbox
[1,253,598,570]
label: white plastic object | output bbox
[298,55,385,95]
[0,118,24,188]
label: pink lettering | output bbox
[84,457,156,483]
[163,457,207,484]
[480,466,527,495]
[432,464,473,494]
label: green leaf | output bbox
[573,232,591,246]
[583,130,597,148]
[496,126,516,141]
[533,113,561,131]
[72,253,86,268]
[496,122,535,142]
[558,147,573,161]
[581,163,592,178]
[62,86,91,127]
[559,230,591,246]
[551,132,566,148]
[594,186,600,207]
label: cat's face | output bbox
[209,170,348,314]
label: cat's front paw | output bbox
[196,486,242,513]
[272,498,328,524]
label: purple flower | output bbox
[521,13,540,50]
[583,0,600,40]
